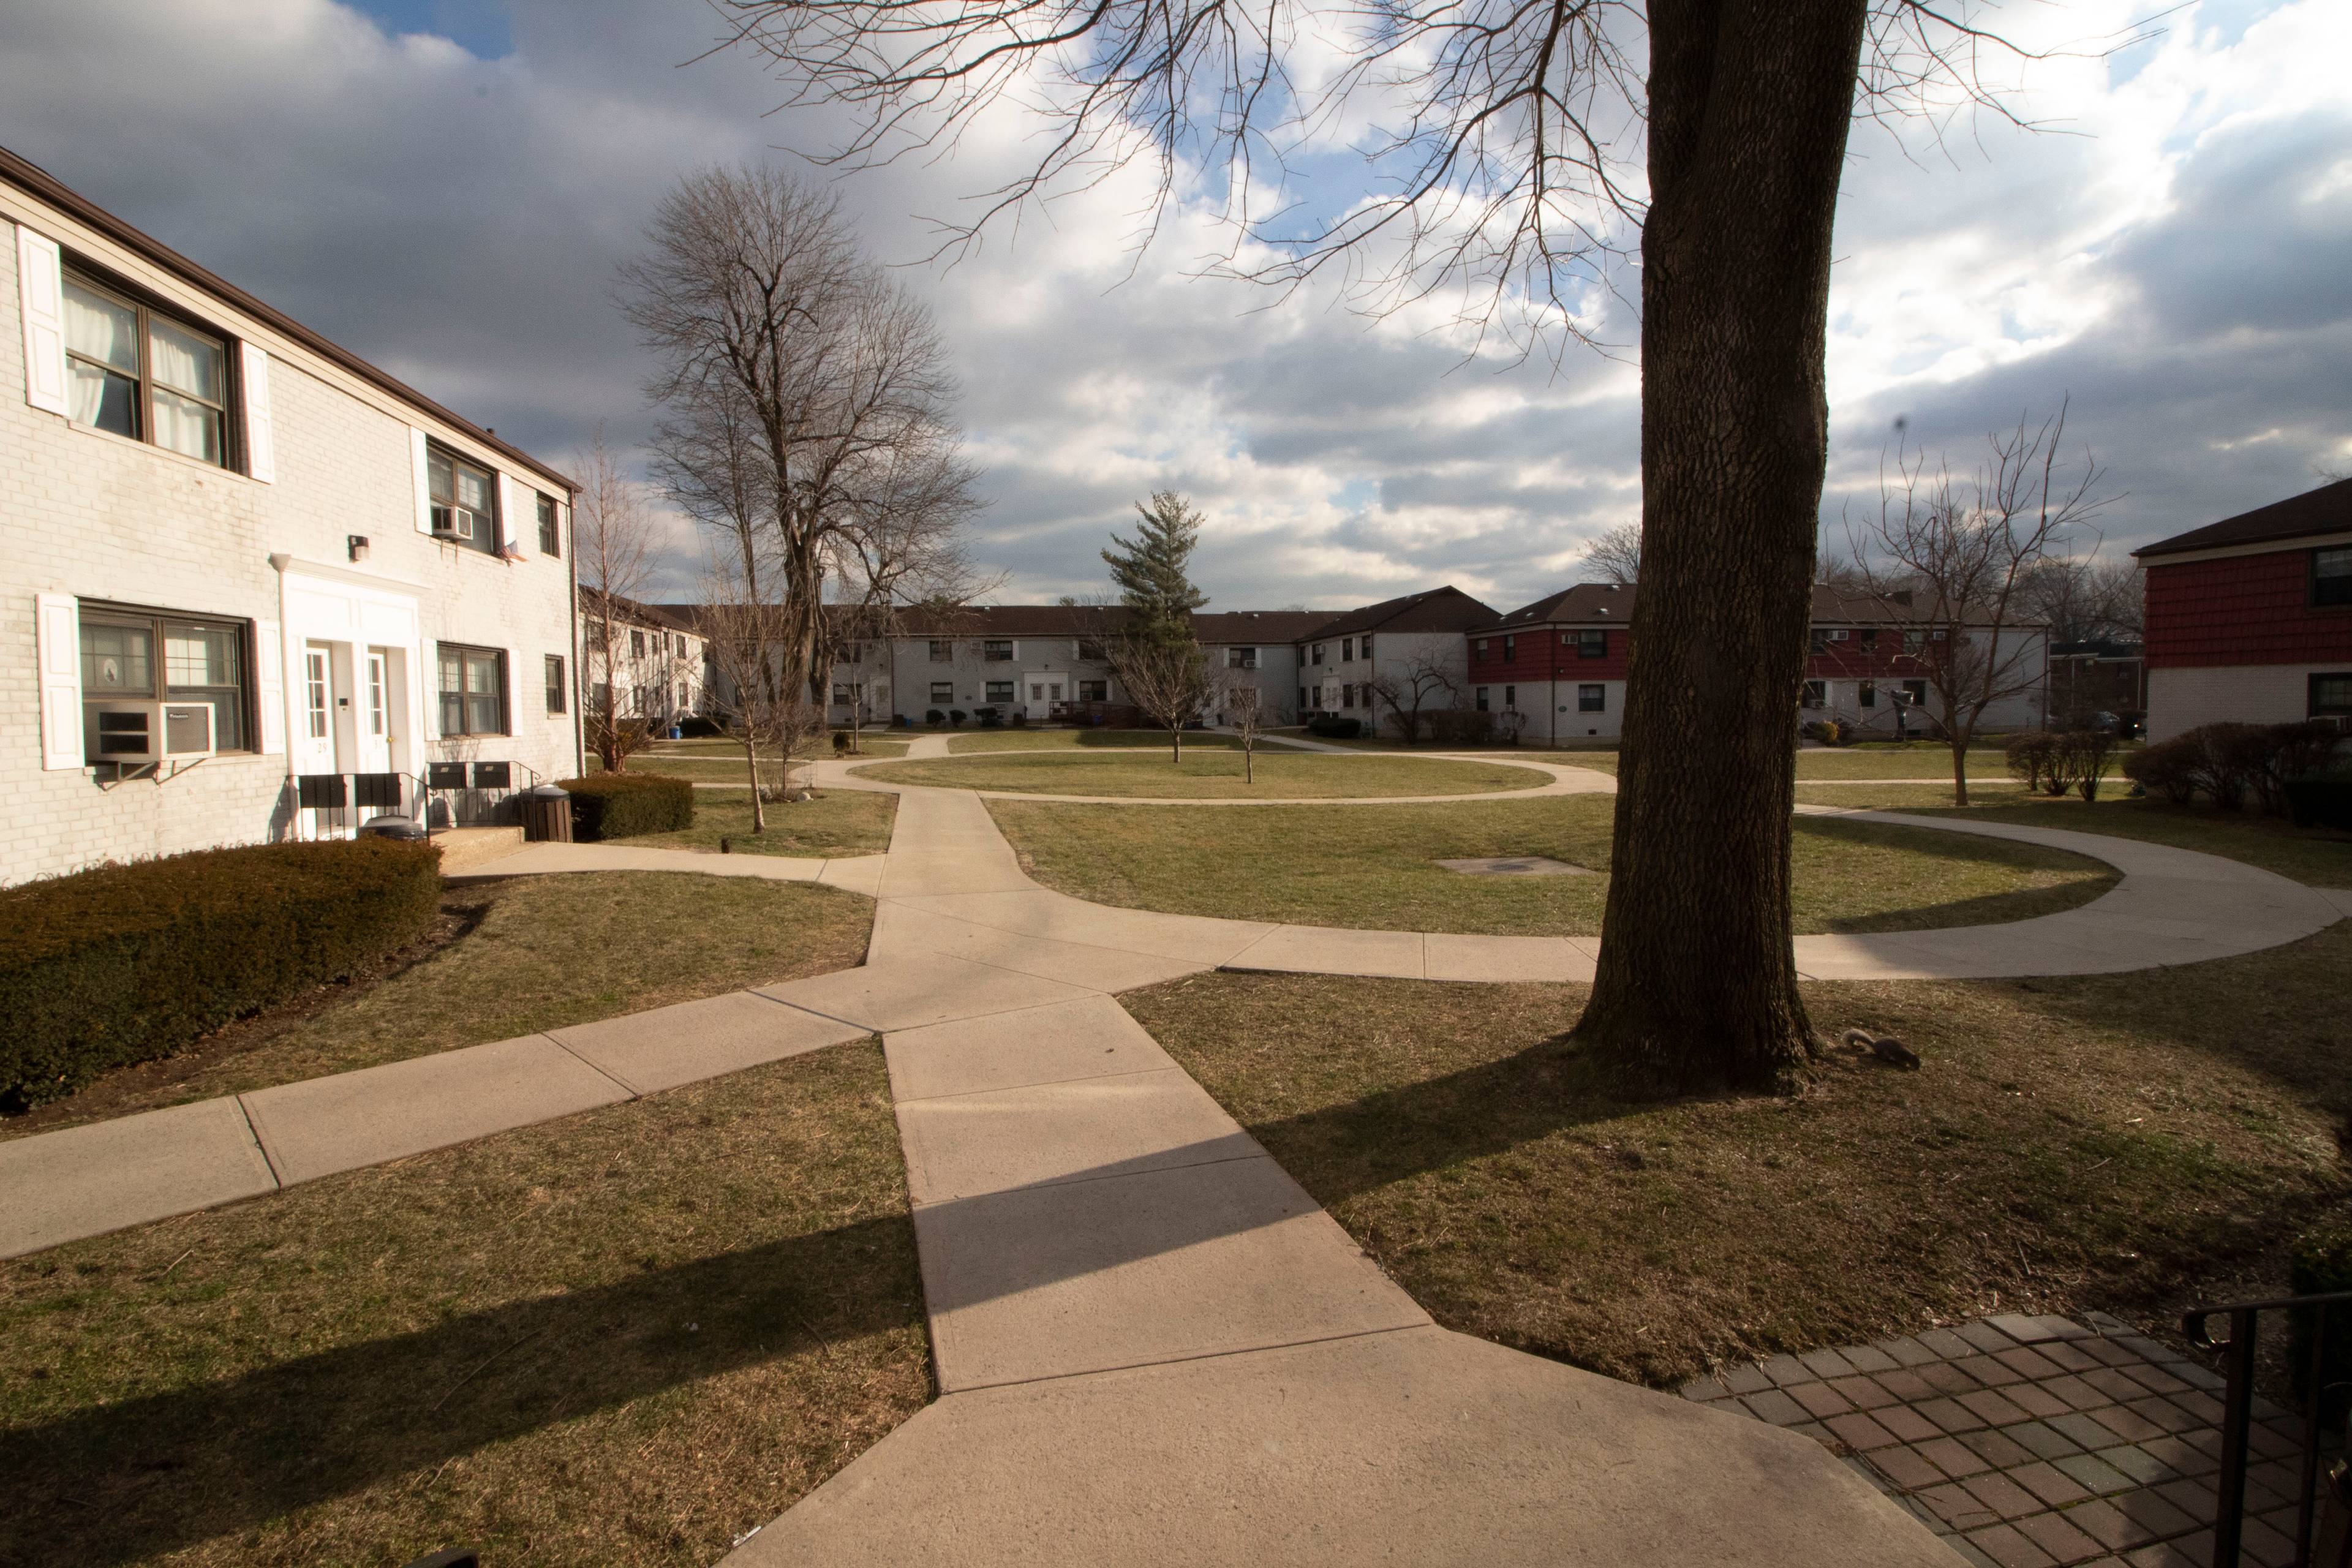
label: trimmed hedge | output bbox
[1308,715,1362,739]
[0,839,443,1111]
[2289,1221,2352,1428]
[560,772,696,840]
[2124,722,2343,815]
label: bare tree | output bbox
[1112,630,1212,761]
[1370,656,1463,745]
[1223,678,1266,783]
[624,166,981,753]
[1579,523,1643,586]
[575,430,660,772]
[1853,407,2109,805]
[716,0,2143,1093]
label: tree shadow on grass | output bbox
[1,1214,923,1568]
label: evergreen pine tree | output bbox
[1102,492,1208,647]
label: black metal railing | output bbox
[2182,1290,2352,1567]
[421,760,543,829]
[287,771,426,841]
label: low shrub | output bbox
[1429,707,1496,746]
[560,772,695,840]
[924,709,944,726]
[1307,715,1362,739]
[2007,731,2057,793]
[1801,718,1854,747]
[2124,722,2343,815]
[0,839,443,1110]
[2289,1221,2352,1428]
[675,715,726,739]
[1011,711,1028,728]
[831,731,851,755]
[976,706,1003,728]
[2285,775,2352,831]
[2124,734,2199,805]
[948,709,968,728]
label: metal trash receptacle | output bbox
[521,784,573,843]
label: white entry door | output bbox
[355,649,394,775]
[293,641,341,775]
[1023,671,1065,721]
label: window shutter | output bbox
[35,592,82,769]
[423,639,440,736]
[410,428,434,534]
[16,226,69,417]
[255,619,285,754]
[239,343,276,483]
[498,473,530,559]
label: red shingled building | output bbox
[2133,477,2352,741]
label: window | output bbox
[986,680,1016,703]
[2311,673,2352,716]
[427,444,499,553]
[1859,680,1877,708]
[678,682,689,709]
[1801,679,1826,709]
[1474,687,1490,712]
[536,493,561,557]
[1503,684,1517,709]
[1901,679,1928,706]
[1578,630,1607,660]
[841,641,865,665]
[982,639,1013,662]
[1080,679,1107,702]
[1476,638,1490,658]
[929,639,953,663]
[1341,684,1355,709]
[1077,638,1107,661]
[1502,635,1515,662]
[1858,628,1879,652]
[630,628,646,658]
[931,680,954,704]
[303,648,328,739]
[1311,644,1325,666]
[834,684,854,704]
[1227,646,1257,669]
[1360,635,1372,658]
[545,655,567,715]
[437,644,507,736]
[1342,638,1354,662]
[79,605,251,753]
[1298,687,1308,712]
[62,271,232,467]
[2316,548,2352,608]
[1809,629,1827,655]
[1578,684,1605,713]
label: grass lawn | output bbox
[630,791,897,858]
[1125,922,2352,1387]
[946,726,1242,753]
[858,750,1550,799]
[1797,788,2352,888]
[1,872,875,1140]
[0,1043,928,1566]
[990,794,2115,936]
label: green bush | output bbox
[560,773,695,840]
[1308,715,1362,739]
[2289,1219,2352,1428]
[0,839,443,1111]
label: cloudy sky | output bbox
[4,0,2346,612]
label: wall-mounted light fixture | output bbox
[348,535,371,562]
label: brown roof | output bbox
[1300,586,1498,640]
[2132,477,2352,560]
[803,603,1336,643]
[594,590,703,635]
[1490,582,1991,627]
[0,143,575,493]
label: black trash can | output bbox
[358,815,428,842]
[521,783,573,843]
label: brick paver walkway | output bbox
[1683,1311,2310,1567]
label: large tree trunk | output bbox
[1572,0,1868,1095]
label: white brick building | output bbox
[4,146,580,886]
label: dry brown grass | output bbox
[2,873,875,1140]
[0,1042,927,1567]
[993,794,2116,937]
[1126,925,2352,1389]
[629,791,898,858]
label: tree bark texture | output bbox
[1572,0,1869,1094]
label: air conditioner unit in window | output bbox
[91,701,216,763]
[431,504,475,541]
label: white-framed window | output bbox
[1227,647,1257,669]
[1080,679,1107,702]
[987,680,1016,703]
[536,493,562,557]
[1342,638,1355,662]
[1578,684,1605,713]
[930,680,954,704]
[930,640,953,662]
[983,639,1014,662]
[545,655,567,715]
[303,647,328,741]
[1578,630,1607,658]
[366,652,388,737]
